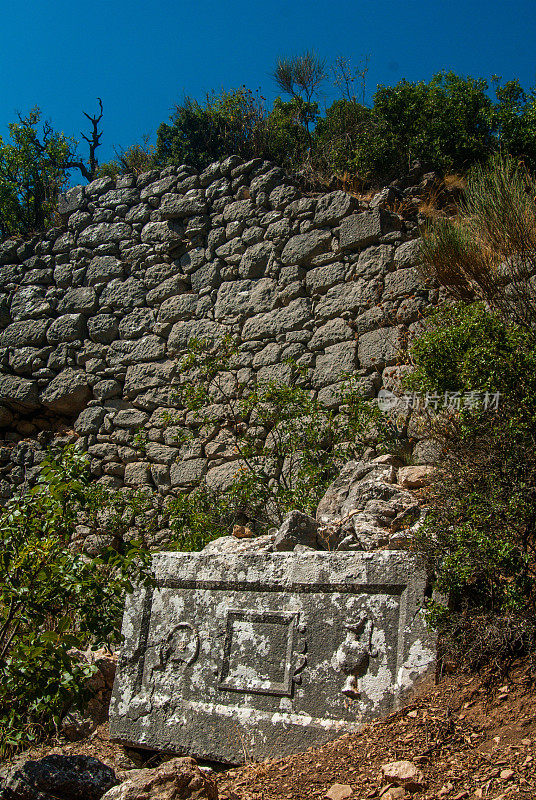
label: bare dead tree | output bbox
[80,98,103,180]
[61,98,103,182]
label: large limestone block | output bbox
[358,326,405,370]
[281,230,332,265]
[0,374,39,412]
[340,209,400,252]
[214,279,277,321]
[109,551,434,764]
[40,368,91,415]
[78,222,132,247]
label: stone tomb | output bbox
[109,551,434,764]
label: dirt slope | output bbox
[8,659,536,800]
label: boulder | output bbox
[1,754,116,800]
[397,465,436,488]
[281,230,332,265]
[273,510,320,551]
[100,757,217,800]
[202,534,275,554]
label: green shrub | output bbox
[406,302,536,672]
[155,88,270,171]
[0,445,151,754]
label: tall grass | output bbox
[420,153,536,335]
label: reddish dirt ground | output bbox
[8,659,536,800]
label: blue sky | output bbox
[1,0,536,167]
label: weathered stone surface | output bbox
[10,286,52,320]
[340,209,400,252]
[124,362,176,398]
[47,313,86,344]
[202,533,276,554]
[281,230,332,265]
[273,510,320,551]
[1,754,116,800]
[75,406,107,435]
[381,760,425,792]
[109,551,434,764]
[324,784,353,800]
[110,336,166,365]
[86,256,124,286]
[315,459,419,551]
[78,222,132,247]
[397,465,435,488]
[57,185,85,215]
[394,238,422,268]
[383,268,424,300]
[99,757,217,800]
[305,262,345,295]
[146,275,189,306]
[170,458,207,487]
[88,314,119,344]
[141,221,182,247]
[241,298,311,340]
[312,342,358,388]
[168,320,225,354]
[160,193,208,219]
[0,375,39,411]
[158,294,199,324]
[308,319,353,351]
[358,327,405,370]
[239,242,273,279]
[100,278,146,310]
[214,279,277,321]
[0,319,49,348]
[315,280,382,320]
[40,369,91,414]
[124,461,152,486]
[58,286,98,315]
[314,191,355,226]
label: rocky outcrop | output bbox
[100,758,218,800]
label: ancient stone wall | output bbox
[0,157,437,524]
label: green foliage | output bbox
[0,445,151,755]
[354,72,496,182]
[313,99,370,176]
[272,51,326,133]
[96,136,157,179]
[153,67,536,186]
[0,108,78,238]
[155,88,270,171]
[166,336,393,551]
[407,303,536,625]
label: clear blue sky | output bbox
[1,0,536,166]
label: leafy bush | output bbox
[155,88,271,171]
[97,136,157,179]
[0,445,151,754]
[407,301,536,672]
[0,108,78,238]
[166,336,394,551]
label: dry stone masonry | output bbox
[0,157,437,542]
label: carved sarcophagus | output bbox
[109,551,434,764]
